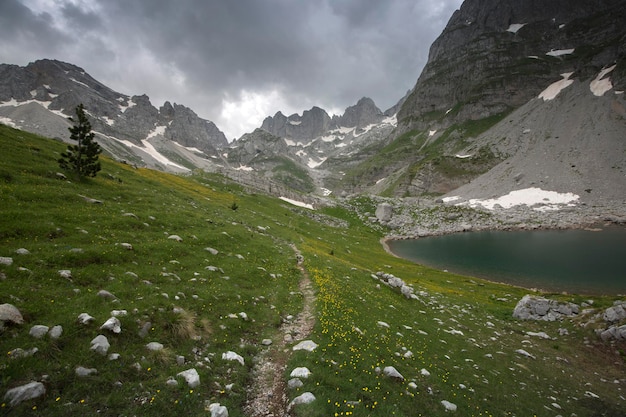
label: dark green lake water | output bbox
[387,227,626,295]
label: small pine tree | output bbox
[58,103,102,178]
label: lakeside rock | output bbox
[513,295,579,321]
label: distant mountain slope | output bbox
[0,59,228,173]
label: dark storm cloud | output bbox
[1,0,463,139]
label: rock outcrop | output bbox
[513,295,579,321]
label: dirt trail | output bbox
[244,245,316,417]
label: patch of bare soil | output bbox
[244,245,316,417]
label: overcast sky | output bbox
[1,0,463,140]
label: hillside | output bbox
[1,125,625,416]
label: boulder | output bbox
[49,325,63,339]
[603,304,626,323]
[290,367,311,378]
[512,295,579,321]
[100,317,121,333]
[375,203,393,222]
[287,378,304,389]
[3,381,45,406]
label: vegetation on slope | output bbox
[0,124,624,416]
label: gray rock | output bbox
[0,303,24,324]
[138,321,152,338]
[77,312,95,325]
[177,368,200,388]
[292,340,318,352]
[261,339,273,346]
[100,317,121,333]
[289,392,316,407]
[75,366,98,377]
[287,378,304,389]
[90,334,110,355]
[0,257,13,266]
[97,290,116,300]
[29,325,49,338]
[375,203,393,222]
[208,402,229,417]
[513,295,579,321]
[48,325,63,339]
[383,366,405,381]
[603,305,626,323]
[3,381,45,406]
[146,342,164,351]
[15,248,30,255]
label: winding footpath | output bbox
[244,245,316,417]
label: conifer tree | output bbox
[58,103,102,178]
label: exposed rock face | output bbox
[261,106,335,144]
[333,97,384,128]
[398,0,626,133]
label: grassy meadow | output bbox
[0,124,624,416]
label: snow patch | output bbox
[538,72,574,101]
[546,48,575,57]
[590,65,616,97]
[140,139,189,171]
[307,157,326,169]
[506,23,526,33]
[455,154,472,159]
[119,99,136,113]
[146,125,167,139]
[102,116,115,126]
[234,165,254,171]
[460,187,579,211]
[429,130,437,137]
[279,197,314,210]
[288,120,301,126]
[0,117,18,127]
[69,77,89,88]
[284,138,297,146]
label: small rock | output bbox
[166,377,179,387]
[176,355,185,366]
[90,334,110,355]
[177,368,200,388]
[287,378,303,389]
[261,339,273,346]
[292,340,318,352]
[146,342,164,351]
[75,366,98,377]
[168,235,183,242]
[97,290,116,300]
[289,392,316,407]
[208,402,229,417]
[48,325,63,339]
[3,381,45,406]
[108,353,120,360]
[58,269,72,279]
[111,309,127,317]
[290,367,311,378]
[420,368,431,377]
[15,248,30,255]
[222,351,244,366]
[377,321,390,328]
[383,366,405,381]
[0,257,13,266]
[120,243,133,250]
[100,317,121,333]
[138,321,152,338]
[8,347,38,359]
[205,247,219,255]
[77,312,95,324]
[29,325,49,338]
[515,349,536,359]
[441,400,457,412]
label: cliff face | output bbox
[397,0,626,132]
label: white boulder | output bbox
[3,381,45,406]
[177,368,200,388]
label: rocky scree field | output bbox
[0,124,625,416]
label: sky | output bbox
[0,0,463,140]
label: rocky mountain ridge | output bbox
[0,59,228,173]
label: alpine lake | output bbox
[387,226,626,295]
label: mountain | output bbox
[225,97,399,195]
[0,59,228,173]
[343,0,626,202]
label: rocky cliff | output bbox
[397,0,626,132]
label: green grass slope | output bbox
[0,124,624,416]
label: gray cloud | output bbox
[1,0,463,139]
